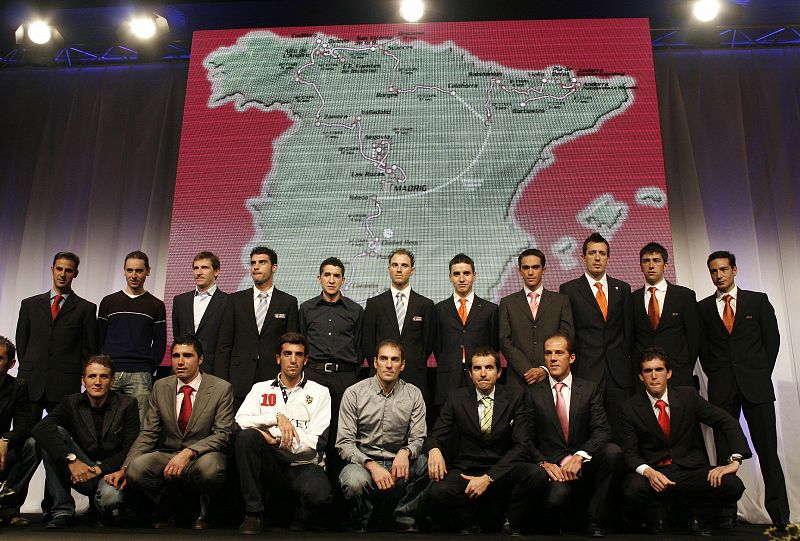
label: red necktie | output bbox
[655,399,672,465]
[458,298,468,325]
[554,382,569,441]
[722,294,734,334]
[51,295,63,320]
[594,283,608,320]
[647,286,660,330]
[178,385,193,433]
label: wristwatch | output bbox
[65,453,77,463]
[728,455,742,464]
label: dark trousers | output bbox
[712,388,790,525]
[426,463,548,530]
[622,464,744,523]
[0,437,40,516]
[234,428,331,522]
[544,443,623,524]
[600,379,633,444]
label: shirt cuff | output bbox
[575,450,592,462]
[636,464,651,476]
[539,365,550,374]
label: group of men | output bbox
[0,234,790,535]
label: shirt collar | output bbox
[315,294,344,307]
[195,284,217,297]
[253,284,275,299]
[177,372,202,394]
[370,375,401,396]
[453,291,475,306]
[646,388,669,408]
[646,278,668,292]
[50,289,71,300]
[523,284,544,298]
[716,285,738,301]
[475,386,496,402]
[390,285,411,299]
[271,372,307,390]
[548,372,573,389]
[584,272,608,291]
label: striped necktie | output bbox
[395,292,406,333]
[479,396,493,442]
[255,292,269,333]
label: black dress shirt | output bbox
[299,294,363,365]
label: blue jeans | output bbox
[111,371,152,422]
[41,427,124,518]
[340,455,429,528]
[0,437,40,516]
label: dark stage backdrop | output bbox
[0,47,798,523]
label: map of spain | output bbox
[166,20,672,307]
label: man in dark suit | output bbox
[15,251,97,419]
[424,348,548,535]
[528,333,622,537]
[216,246,299,410]
[172,251,228,376]
[630,242,700,389]
[697,250,790,530]
[108,334,235,529]
[32,355,140,528]
[499,248,574,389]
[559,233,631,438]
[0,337,38,527]
[434,253,499,408]
[620,347,750,535]
[362,249,436,406]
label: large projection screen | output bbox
[166,18,673,335]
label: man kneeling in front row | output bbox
[424,347,548,535]
[33,355,139,528]
[620,347,750,536]
[234,332,332,534]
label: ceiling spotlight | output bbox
[129,17,157,40]
[400,0,424,23]
[27,21,53,44]
[692,0,721,22]
[120,13,169,42]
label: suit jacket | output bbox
[559,276,632,390]
[697,289,780,405]
[423,384,532,482]
[498,289,574,387]
[619,386,751,472]
[124,373,234,465]
[527,376,611,464]
[32,390,140,474]
[172,287,229,376]
[362,289,436,403]
[215,287,299,398]
[630,283,700,388]
[15,291,97,402]
[0,375,35,450]
[433,295,499,405]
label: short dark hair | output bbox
[449,253,475,272]
[277,332,308,356]
[194,251,220,270]
[250,246,278,266]
[468,347,500,370]
[375,339,404,361]
[639,347,670,372]
[582,233,610,256]
[389,248,415,268]
[52,251,80,269]
[707,250,736,268]
[639,242,669,263]
[319,257,345,276]
[125,250,150,269]
[0,336,15,361]
[172,333,204,358]
[83,354,115,376]
[544,332,573,355]
[518,248,546,268]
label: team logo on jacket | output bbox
[306,395,313,404]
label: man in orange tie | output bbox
[434,254,498,411]
[697,251,790,531]
[559,233,631,439]
[629,242,700,389]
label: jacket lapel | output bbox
[465,297,484,327]
[490,387,509,434]
[538,382,564,443]
[185,377,214,435]
[78,397,99,444]
[636,394,668,445]
[196,289,221,333]
[164,376,179,433]
[566,380,584,445]
[100,393,119,438]
[516,290,536,324]
[731,290,747,334]
[56,294,78,321]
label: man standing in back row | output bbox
[697,250,790,530]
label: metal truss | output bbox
[652,24,800,48]
[1,40,190,68]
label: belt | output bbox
[311,362,358,373]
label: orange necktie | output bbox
[594,283,608,320]
[647,286,660,330]
[722,294,735,334]
[458,298,468,325]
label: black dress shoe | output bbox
[647,519,667,535]
[45,515,73,529]
[690,519,711,537]
[717,517,736,530]
[459,523,481,535]
[587,519,607,538]
[501,520,522,537]
[151,515,175,529]
[238,514,264,535]
[394,520,419,533]
[192,515,211,530]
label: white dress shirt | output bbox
[253,284,275,317]
[548,373,591,461]
[584,272,608,297]
[644,278,668,317]
[716,285,738,319]
[636,389,670,475]
[193,284,217,331]
[476,387,497,418]
[175,372,202,418]
[453,291,475,317]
